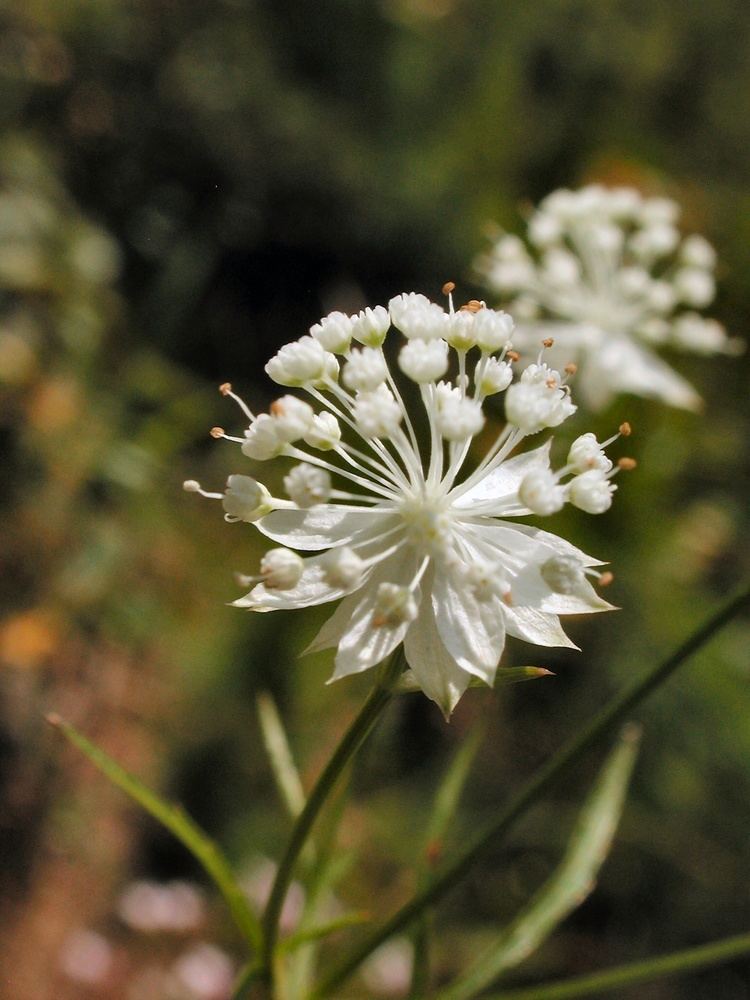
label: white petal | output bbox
[432,563,505,681]
[578,335,701,411]
[510,321,592,356]
[329,551,420,681]
[497,522,605,567]
[232,551,371,611]
[502,605,578,648]
[453,439,552,511]
[460,522,610,614]
[404,590,472,718]
[256,505,398,550]
[510,560,615,614]
[304,588,365,654]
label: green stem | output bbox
[230,961,262,999]
[313,583,750,998]
[487,931,750,999]
[261,647,405,981]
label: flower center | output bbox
[399,495,453,555]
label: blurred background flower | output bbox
[0,2,748,998]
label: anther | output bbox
[542,337,555,348]
[598,571,614,587]
[545,377,557,388]
[442,281,456,295]
[460,299,484,313]
[219,382,232,396]
[617,457,637,470]
[619,421,632,436]
[183,480,201,492]
[506,350,520,362]
[210,426,225,439]
[564,362,578,375]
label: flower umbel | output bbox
[186,291,628,716]
[475,185,743,410]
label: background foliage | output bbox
[0,1,748,997]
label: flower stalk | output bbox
[260,646,406,984]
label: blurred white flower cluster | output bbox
[186,290,632,716]
[476,185,742,410]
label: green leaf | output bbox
[280,911,371,952]
[438,724,641,1000]
[485,930,750,999]
[47,713,263,954]
[256,691,307,819]
[230,961,262,1000]
[425,721,488,867]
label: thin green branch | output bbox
[487,931,750,999]
[260,647,405,980]
[312,582,750,997]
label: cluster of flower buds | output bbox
[475,185,742,410]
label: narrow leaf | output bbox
[280,911,371,952]
[257,691,306,818]
[438,724,641,1000]
[485,929,750,999]
[426,721,488,865]
[48,714,263,953]
[230,961,261,1000]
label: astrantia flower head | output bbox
[186,292,631,717]
[475,185,743,411]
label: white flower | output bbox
[260,548,305,589]
[270,395,314,442]
[343,347,389,391]
[475,184,742,410]
[310,311,353,353]
[221,475,272,522]
[284,464,331,507]
[304,411,341,450]
[351,305,391,347]
[188,294,627,717]
[398,338,449,383]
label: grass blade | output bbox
[438,725,640,1000]
[486,930,750,999]
[47,713,263,953]
[256,691,306,820]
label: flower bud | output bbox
[519,469,565,516]
[265,336,331,386]
[351,306,390,347]
[373,583,417,627]
[322,546,365,588]
[304,411,341,450]
[222,475,272,522]
[541,555,587,595]
[398,338,449,383]
[284,465,331,507]
[567,433,613,474]
[270,395,314,442]
[310,311,353,353]
[241,414,284,460]
[260,548,304,589]
[568,470,615,514]
[343,347,388,392]
[352,385,402,438]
